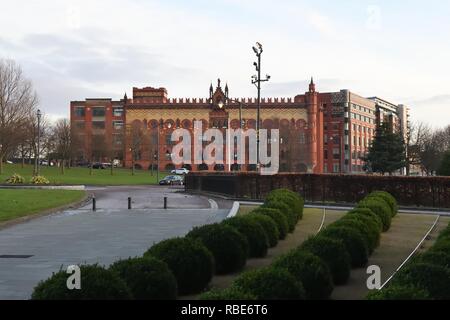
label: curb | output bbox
[226,202,240,218]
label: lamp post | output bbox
[251,42,270,171]
[36,109,42,176]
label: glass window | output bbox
[74,107,85,117]
[333,164,340,173]
[113,107,124,117]
[92,121,105,129]
[113,120,123,130]
[92,107,105,117]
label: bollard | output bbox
[164,197,167,209]
[92,197,96,211]
[128,197,132,210]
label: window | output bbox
[333,164,340,173]
[165,134,173,146]
[113,107,123,117]
[92,121,105,129]
[324,134,328,144]
[92,107,105,117]
[75,121,85,129]
[333,148,340,159]
[113,134,123,145]
[324,150,328,159]
[113,121,123,130]
[74,107,85,117]
[324,165,328,173]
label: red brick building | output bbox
[70,78,410,174]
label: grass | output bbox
[0,189,86,223]
[237,205,258,216]
[0,164,169,186]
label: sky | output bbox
[0,0,449,127]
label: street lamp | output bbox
[251,42,270,171]
[36,109,42,176]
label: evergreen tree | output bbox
[437,150,450,176]
[363,122,406,175]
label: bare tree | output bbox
[0,59,39,174]
[53,119,72,175]
[127,121,146,175]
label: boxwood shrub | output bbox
[300,236,351,285]
[252,207,289,240]
[109,256,177,300]
[437,224,450,241]
[347,208,383,233]
[199,287,257,300]
[244,213,279,248]
[186,223,248,274]
[233,266,306,300]
[144,237,214,295]
[320,226,369,268]
[266,189,304,220]
[391,262,450,300]
[223,216,269,258]
[272,249,333,300]
[429,238,450,254]
[366,285,430,300]
[32,264,132,300]
[415,251,450,269]
[333,216,380,254]
[263,199,296,232]
[369,191,398,217]
[357,198,392,232]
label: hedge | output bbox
[347,208,383,233]
[144,237,214,295]
[109,257,177,300]
[244,213,279,248]
[300,236,351,285]
[199,287,257,300]
[251,207,289,240]
[332,216,380,254]
[32,264,132,300]
[357,198,392,232]
[186,223,248,274]
[429,238,450,254]
[320,226,369,268]
[223,216,269,258]
[272,249,333,300]
[266,189,304,221]
[415,251,450,269]
[369,191,398,217]
[263,199,296,233]
[233,267,306,300]
[366,285,430,300]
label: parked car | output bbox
[171,168,190,175]
[6,160,13,164]
[91,162,106,169]
[159,175,184,185]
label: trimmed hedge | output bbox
[233,267,306,300]
[300,236,351,285]
[199,287,257,300]
[252,207,289,240]
[266,189,304,221]
[332,216,379,254]
[391,262,450,300]
[263,199,296,233]
[429,238,450,254]
[186,223,248,274]
[347,208,383,233]
[416,251,450,269]
[320,226,369,268]
[144,237,214,295]
[32,264,132,300]
[223,216,269,258]
[272,249,333,300]
[357,198,392,232]
[366,285,430,300]
[437,225,450,241]
[369,191,398,217]
[244,213,279,248]
[109,257,177,300]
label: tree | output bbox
[364,122,406,175]
[53,119,72,174]
[0,59,39,174]
[127,121,146,175]
[437,150,450,176]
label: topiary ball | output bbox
[109,256,177,299]
[31,264,132,300]
[266,189,304,220]
[244,213,279,247]
[366,285,430,300]
[369,191,398,217]
[199,287,257,300]
[339,214,381,253]
[233,267,306,300]
[252,207,289,240]
[415,251,450,269]
[357,199,392,232]
[263,199,296,232]
[144,237,214,295]
[348,208,383,233]
[186,223,248,274]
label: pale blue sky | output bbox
[0,0,449,127]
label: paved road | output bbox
[0,186,231,300]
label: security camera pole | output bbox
[252,42,270,172]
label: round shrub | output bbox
[334,216,380,254]
[245,213,279,247]
[252,207,289,240]
[233,267,306,300]
[300,236,351,285]
[366,195,393,217]
[199,287,257,300]
[273,249,333,300]
[437,226,450,241]
[223,216,269,258]
[416,251,450,269]
[186,223,248,274]
[109,256,177,299]
[348,208,383,233]
[366,285,430,300]
[357,199,392,232]
[392,262,450,300]
[264,199,296,232]
[320,226,369,268]
[32,264,132,300]
[429,238,450,254]
[266,189,304,220]
[369,191,398,217]
[144,237,214,295]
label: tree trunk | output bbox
[0,154,3,175]
[90,158,93,176]
[61,159,65,175]
[132,157,135,176]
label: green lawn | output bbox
[0,164,168,186]
[0,189,86,223]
